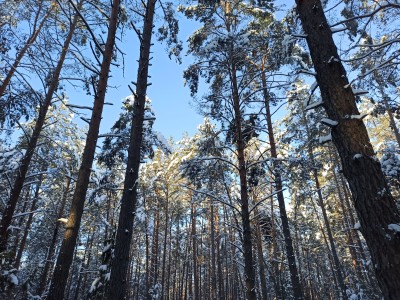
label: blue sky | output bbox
[79,12,205,142]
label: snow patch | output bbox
[388,224,400,233]
[319,134,332,144]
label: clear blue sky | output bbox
[81,13,205,142]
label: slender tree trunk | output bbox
[0,1,80,253]
[36,176,70,296]
[303,113,347,298]
[0,1,52,97]
[47,1,120,298]
[14,176,42,269]
[255,214,269,300]
[107,1,156,298]
[191,201,199,300]
[262,71,303,299]
[296,1,400,298]
[210,202,218,300]
[230,62,257,300]
[161,191,169,299]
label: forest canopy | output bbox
[1,0,400,299]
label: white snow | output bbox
[8,273,18,285]
[319,134,332,144]
[57,218,68,224]
[388,224,400,233]
[350,114,368,120]
[352,88,369,96]
[353,154,363,160]
[354,222,361,230]
[330,26,347,33]
[305,100,324,111]
[320,118,338,127]
[99,264,107,271]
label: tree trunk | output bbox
[0,0,80,254]
[36,175,71,297]
[47,0,120,298]
[303,111,347,298]
[296,1,400,298]
[191,201,199,300]
[14,176,42,269]
[107,1,156,298]
[231,63,257,300]
[262,71,303,299]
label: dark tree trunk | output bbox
[0,1,81,254]
[262,71,303,300]
[107,1,156,298]
[231,63,257,300]
[46,0,120,298]
[296,1,400,298]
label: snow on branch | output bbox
[320,118,338,127]
[352,88,369,96]
[330,26,347,33]
[319,133,332,144]
[305,99,324,111]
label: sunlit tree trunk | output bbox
[47,0,120,298]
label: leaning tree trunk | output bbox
[296,1,400,298]
[261,71,304,300]
[107,0,156,298]
[0,0,81,254]
[46,1,120,298]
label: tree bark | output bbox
[46,0,120,298]
[107,1,156,298]
[231,62,257,300]
[296,1,400,298]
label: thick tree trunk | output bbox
[107,1,156,298]
[296,1,400,298]
[262,71,303,299]
[46,1,120,298]
[0,1,80,253]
